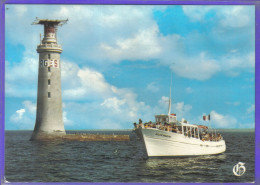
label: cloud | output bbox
[9,101,36,129]
[225,101,240,106]
[182,6,214,22]
[63,97,152,130]
[218,6,253,28]
[5,57,38,98]
[60,60,155,129]
[9,100,74,129]
[63,111,73,126]
[182,6,254,28]
[10,108,26,122]
[5,5,255,130]
[6,58,165,129]
[101,97,126,111]
[171,52,221,80]
[221,52,255,76]
[146,82,159,92]
[100,25,161,62]
[186,87,193,94]
[174,102,192,119]
[22,100,36,114]
[53,5,160,64]
[157,97,192,119]
[247,104,255,114]
[61,66,194,129]
[158,96,169,110]
[209,110,238,128]
[180,5,254,80]
[6,5,254,83]
[62,61,122,100]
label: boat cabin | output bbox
[155,114,177,123]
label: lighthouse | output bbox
[31,18,68,140]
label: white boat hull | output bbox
[136,128,226,157]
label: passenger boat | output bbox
[133,80,226,157]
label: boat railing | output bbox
[134,122,223,142]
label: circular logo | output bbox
[233,162,246,176]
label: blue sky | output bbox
[5,5,255,130]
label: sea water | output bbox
[5,130,255,182]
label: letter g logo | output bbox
[233,162,246,176]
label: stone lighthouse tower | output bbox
[31,18,68,140]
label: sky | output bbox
[5,5,255,130]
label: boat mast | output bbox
[168,73,173,121]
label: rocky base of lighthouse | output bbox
[30,132,130,141]
[30,131,66,141]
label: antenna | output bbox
[171,72,173,113]
[168,72,173,118]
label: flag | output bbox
[203,114,210,121]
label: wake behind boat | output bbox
[133,77,226,157]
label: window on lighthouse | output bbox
[48,92,51,98]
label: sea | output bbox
[5,129,255,183]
